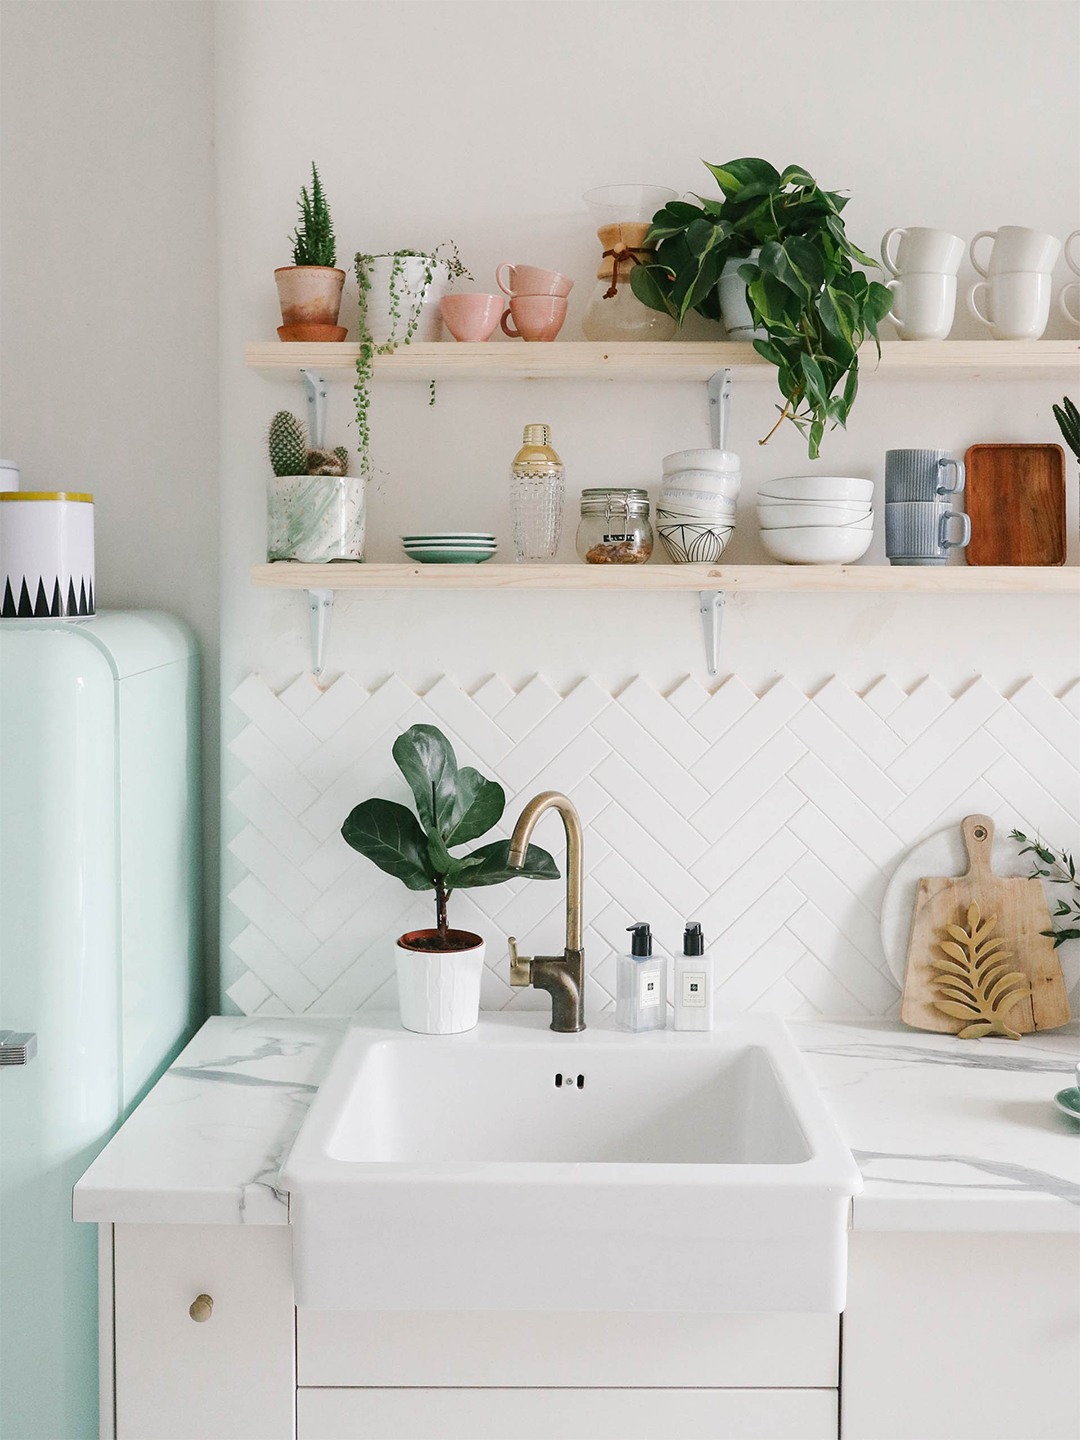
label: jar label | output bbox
[603,533,633,543]
[639,967,661,1007]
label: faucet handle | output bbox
[508,937,532,987]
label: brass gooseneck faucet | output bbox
[507,791,586,1033]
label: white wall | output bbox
[221,1,1076,1004]
[0,0,220,997]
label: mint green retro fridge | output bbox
[0,612,201,1440]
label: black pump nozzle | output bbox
[683,921,704,956]
[627,922,652,957]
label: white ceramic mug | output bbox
[969,226,1061,277]
[968,271,1051,340]
[885,272,956,341]
[880,227,964,277]
[1061,283,1080,327]
[1066,231,1080,277]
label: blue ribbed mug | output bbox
[885,501,970,565]
[885,450,965,503]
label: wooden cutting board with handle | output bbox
[964,443,1066,566]
[901,815,1071,1036]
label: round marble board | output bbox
[880,824,1080,1000]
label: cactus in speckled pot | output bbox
[269,410,308,477]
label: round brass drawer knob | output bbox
[188,1294,214,1323]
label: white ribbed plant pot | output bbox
[361,256,449,347]
[718,249,767,340]
[395,932,485,1035]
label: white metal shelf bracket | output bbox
[308,588,333,681]
[300,368,329,448]
[707,367,733,449]
[700,591,725,676]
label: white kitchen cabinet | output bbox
[296,1386,837,1440]
[842,1231,1080,1440]
[297,1308,838,1388]
[113,1224,294,1440]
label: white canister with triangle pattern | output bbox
[0,491,95,618]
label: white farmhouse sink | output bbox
[282,1012,860,1313]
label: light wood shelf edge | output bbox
[245,339,1080,383]
[251,563,1080,594]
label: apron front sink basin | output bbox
[282,1012,860,1313]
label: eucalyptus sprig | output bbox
[290,163,336,268]
[1011,829,1080,947]
[353,244,472,476]
[631,158,891,458]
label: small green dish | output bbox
[1054,1086,1080,1121]
[402,546,497,565]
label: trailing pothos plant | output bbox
[341,724,558,952]
[631,158,892,458]
[353,244,472,477]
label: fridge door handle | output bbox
[0,1031,37,1065]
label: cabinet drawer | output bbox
[114,1224,294,1440]
[298,1308,838,1388]
[298,1386,838,1440]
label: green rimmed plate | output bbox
[1054,1087,1080,1121]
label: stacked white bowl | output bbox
[657,449,741,563]
[756,476,874,564]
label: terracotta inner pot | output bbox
[399,928,483,954]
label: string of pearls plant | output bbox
[353,243,471,478]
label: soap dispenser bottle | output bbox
[616,922,667,1032]
[674,921,712,1032]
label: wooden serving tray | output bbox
[964,443,1066,565]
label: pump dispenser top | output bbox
[683,921,704,956]
[628,922,652,957]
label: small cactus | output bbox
[333,445,349,473]
[1053,396,1079,463]
[305,447,347,477]
[269,410,308,476]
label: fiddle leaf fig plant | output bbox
[341,725,558,949]
[631,158,892,458]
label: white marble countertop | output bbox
[74,1013,1079,1232]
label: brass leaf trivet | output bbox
[930,901,1032,1040]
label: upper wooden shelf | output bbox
[246,339,1080,383]
[252,563,1078,594]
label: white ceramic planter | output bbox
[0,491,95,617]
[718,249,767,340]
[266,473,365,562]
[395,931,485,1035]
[360,256,448,347]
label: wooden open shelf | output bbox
[252,563,1079,594]
[246,339,1080,384]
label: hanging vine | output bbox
[353,243,471,478]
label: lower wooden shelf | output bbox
[251,562,1079,594]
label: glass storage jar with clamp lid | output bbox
[576,488,653,565]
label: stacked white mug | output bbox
[967,226,1061,339]
[1061,230,1080,327]
[881,228,965,340]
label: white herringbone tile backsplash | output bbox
[223,672,1080,1019]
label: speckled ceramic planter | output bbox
[267,474,365,563]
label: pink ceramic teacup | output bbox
[440,293,505,342]
[495,263,574,299]
[500,295,568,342]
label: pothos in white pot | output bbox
[341,725,558,1034]
[353,244,470,476]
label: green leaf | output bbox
[703,157,780,196]
[820,285,859,348]
[453,839,560,890]
[392,724,458,834]
[808,418,824,458]
[630,263,677,317]
[779,165,815,189]
[799,353,828,408]
[444,767,504,847]
[341,799,434,890]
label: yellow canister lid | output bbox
[0,492,93,503]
